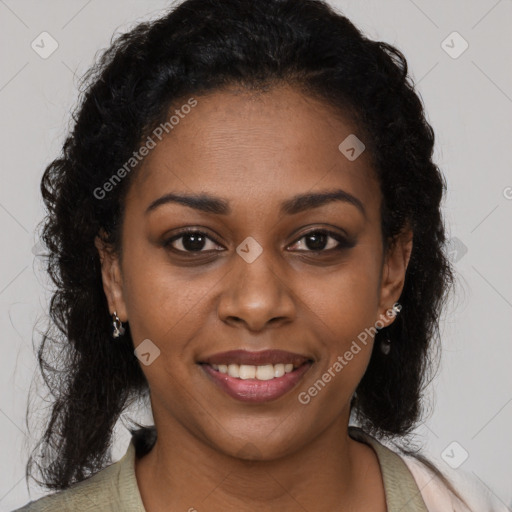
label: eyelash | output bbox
[162,228,353,255]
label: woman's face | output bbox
[97,85,412,459]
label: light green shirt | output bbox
[13,427,428,511]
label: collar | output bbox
[349,426,429,511]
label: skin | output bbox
[96,84,413,511]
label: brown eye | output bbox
[164,230,223,253]
[289,230,354,252]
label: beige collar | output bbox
[349,426,429,511]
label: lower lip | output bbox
[200,363,312,403]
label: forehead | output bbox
[126,85,380,215]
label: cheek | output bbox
[124,268,211,347]
[296,269,379,413]
[118,237,208,347]
[296,251,382,381]
[301,259,381,335]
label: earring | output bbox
[380,336,391,355]
[112,311,125,338]
[380,303,402,355]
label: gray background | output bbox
[1,0,511,509]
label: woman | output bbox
[13,0,507,510]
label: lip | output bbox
[200,349,311,367]
[199,351,313,403]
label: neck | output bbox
[134,414,385,511]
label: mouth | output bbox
[198,349,314,403]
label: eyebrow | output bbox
[145,188,366,218]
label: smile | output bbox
[199,349,313,403]
[211,362,296,380]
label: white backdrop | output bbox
[1,0,511,509]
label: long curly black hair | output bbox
[27,0,456,493]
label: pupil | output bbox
[183,233,206,251]
[306,232,327,250]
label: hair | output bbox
[26,0,460,502]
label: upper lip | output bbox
[200,349,312,367]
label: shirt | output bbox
[12,426,507,511]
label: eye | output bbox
[163,229,224,253]
[163,228,353,256]
[288,229,353,252]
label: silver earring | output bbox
[112,311,125,338]
[380,303,402,355]
[391,302,402,316]
[380,337,391,355]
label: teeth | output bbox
[227,364,239,378]
[256,364,274,380]
[210,362,298,380]
[239,365,256,379]
[274,363,285,378]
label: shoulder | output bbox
[11,451,127,512]
[12,461,121,512]
[12,431,152,512]
[400,452,510,512]
[349,426,509,512]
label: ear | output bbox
[94,230,128,322]
[376,224,413,328]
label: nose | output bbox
[217,248,296,332]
